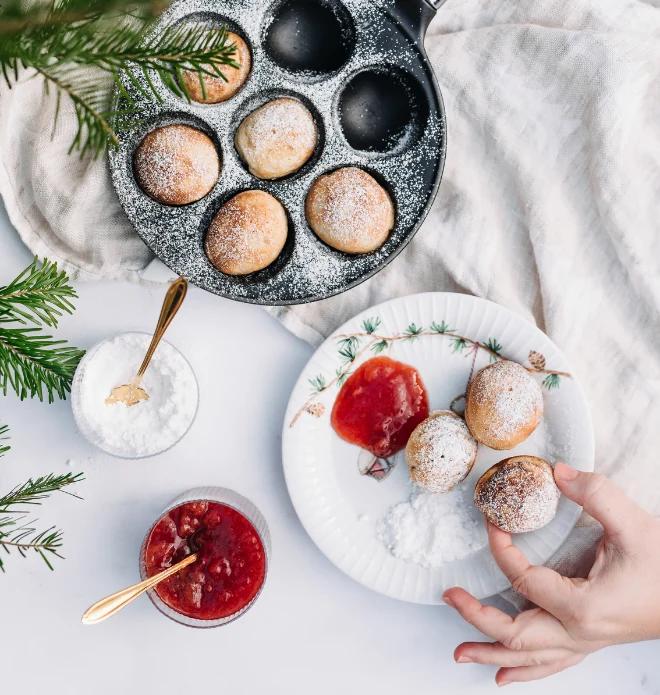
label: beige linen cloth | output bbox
[1,0,659,604]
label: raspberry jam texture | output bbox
[331,356,429,459]
[144,501,266,621]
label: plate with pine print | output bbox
[282,292,594,603]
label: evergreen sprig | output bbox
[0,257,77,327]
[543,374,561,390]
[405,323,423,340]
[0,258,84,402]
[0,327,85,402]
[0,424,9,458]
[430,320,452,334]
[361,317,381,335]
[0,471,84,571]
[309,374,327,393]
[0,471,83,509]
[336,368,351,387]
[0,0,237,156]
[338,336,359,363]
[371,339,389,354]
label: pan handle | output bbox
[392,0,446,45]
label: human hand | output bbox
[443,462,660,686]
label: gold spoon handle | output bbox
[82,553,198,625]
[136,277,188,379]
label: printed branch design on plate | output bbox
[289,316,572,431]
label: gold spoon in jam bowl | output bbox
[82,551,198,625]
[106,277,188,406]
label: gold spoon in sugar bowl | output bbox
[106,277,188,406]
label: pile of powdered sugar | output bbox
[378,486,487,568]
[71,333,198,458]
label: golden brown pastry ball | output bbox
[465,360,543,450]
[180,32,251,104]
[474,455,560,533]
[406,410,477,493]
[305,167,395,254]
[234,97,317,179]
[133,124,220,206]
[205,190,288,275]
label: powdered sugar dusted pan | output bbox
[109,0,446,305]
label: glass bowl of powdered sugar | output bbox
[71,332,198,459]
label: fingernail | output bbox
[443,594,454,607]
[457,655,472,663]
[555,462,578,481]
[498,681,510,688]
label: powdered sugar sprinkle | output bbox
[378,486,487,568]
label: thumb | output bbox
[554,462,645,543]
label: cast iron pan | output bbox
[109,0,447,305]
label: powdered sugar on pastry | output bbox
[235,97,317,179]
[406,410,477,493]
[466,360,544,449]
[133,124,220,205]
[474,456,560,533]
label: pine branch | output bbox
[0,257,78,327]
[361,317,381,335]
[0,424,9,458]
[0,0,162,34]
[0,327,84,402]
[0,472,84,571]
[0,522,64,570]
[309,374,327,393]
[0,472,84,510]
[0,0,238,156]
[38,64,120,155]
[0,258,83,402]
[63,21,238,75]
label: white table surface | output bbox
[0,201,657,695]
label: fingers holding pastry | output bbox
[554,463,648,545]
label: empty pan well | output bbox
[264,0,355,75]
[338,67,429,153]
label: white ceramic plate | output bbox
[282,293,594,603]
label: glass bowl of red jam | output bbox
[140,487,270,628]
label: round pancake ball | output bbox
[205,190,288,275]
[180,32,251,103]
[305,167,394,253]
[133,124,220,206]
[235,97,317,179]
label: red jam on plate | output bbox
[144,501,266,621]
[331,356,429,459]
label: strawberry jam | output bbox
[331,356,429,459]
[144,500,266,621]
